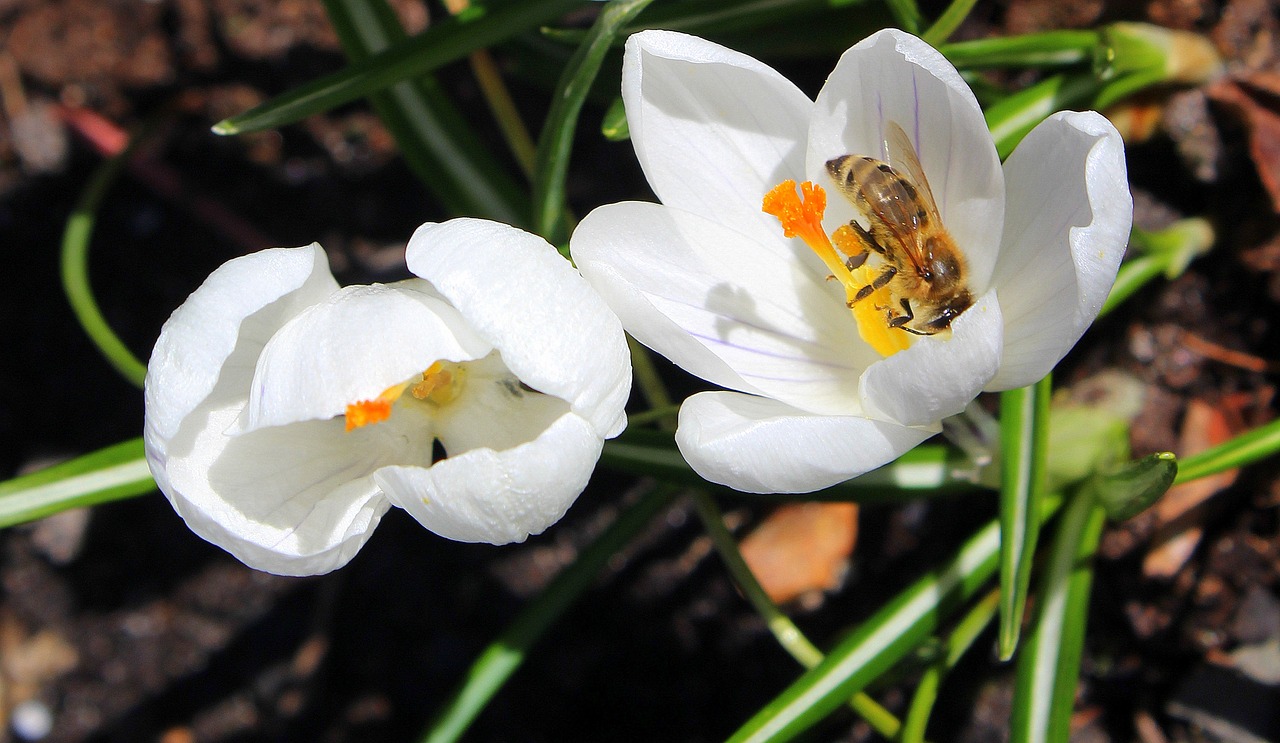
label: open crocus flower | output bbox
[571,29,1131,494]
[144,218,630,576]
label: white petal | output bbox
[808,29,1004,293]
[623,30,814,237]
[241,281,490,432]
[675,391,933,494]
[573,201,875,415]
[405,218,631,439]
[985,111,1131,391]
[144,245,337,445]
[377,411,602,544]
[859,291,1003,427]
[150,400,412,576]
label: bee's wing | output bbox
[883,121,942,224]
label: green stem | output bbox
[689,491,902,740]
[61,126,152,389]
[628,336,674,415]
[420,485,678,743]
[532,0,658,242]
[626,404,683,428]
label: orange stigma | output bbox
[345,397,394,431]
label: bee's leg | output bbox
[832,222,875,273]
[891,300,934,335]
[888,298,914,328]
[848,266,896,306]
[849,221,888,256]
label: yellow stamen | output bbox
[763,181,911,358]
[411,360,465,406]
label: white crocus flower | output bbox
[571,29,1131,494]
[144,218,631,576]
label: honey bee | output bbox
[825,121,973,336]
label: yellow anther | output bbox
[411,360,465,406]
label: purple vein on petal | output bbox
[687,331,854,371]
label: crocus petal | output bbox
[377,412,602,544]
[858,292,1003,427]
[405,218,630,439]
[985,111,1131,391]
[145,245,338,445]
[573,201,874,415]
[624,29,814,238]
[808,29,1004,293]
[157,402,413,576]
[675,391,934,493]
[241,281,490,432]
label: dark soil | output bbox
[1,1,1278,742]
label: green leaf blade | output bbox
[216,0,586,135]
[998,376,1052,659]
[0,439,155,529]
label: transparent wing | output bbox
[884,121,942,224]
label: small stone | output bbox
[10,699,54,741]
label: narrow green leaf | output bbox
[420,485,677,743]
[900,588,1000,743]
[61,127,151,388]
[532,0,659,241]
[941,30,1101,69]
[0,439,154,528]
[322,0,529,223]
[1010,490,1106,743]
[985,72,1100,158]
[998,376,1051,659]
[601,430,979,502]
[883,0,921,34]
[215,0,586,135]
[601,96,629,141]
[622,0,866,37]
[921,0,981,46]
[724,502,1031,743]
[1092,452,1177,521]
[1175,416,1280,486]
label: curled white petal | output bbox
[808,29,1004,293]
[155,402,406,576]
[145,244,338,445]
[675,391,934,493]
[377,412,602,544]
[624,29,814,238]
[858,292,1003,427]
[242,281,490,432]
[573,201,871,415]
[406,218,631,439]
[985,111,1131,391]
